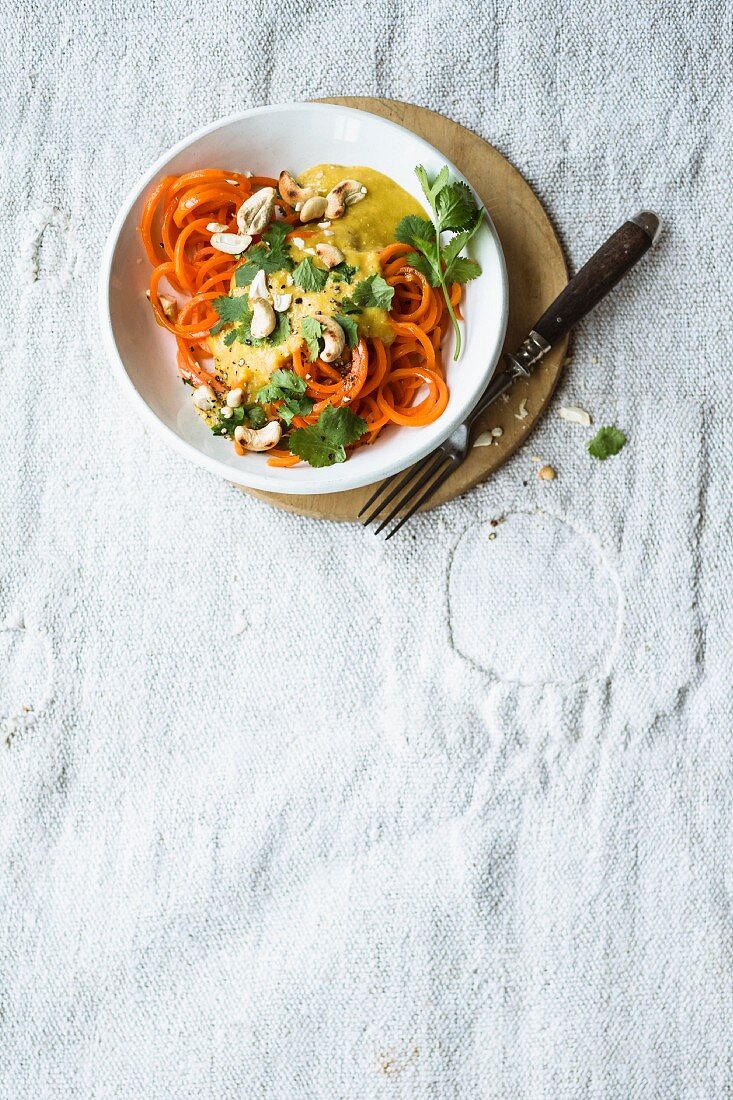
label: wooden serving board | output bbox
[239,96,568,520]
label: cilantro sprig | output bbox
[288,406,368,467]
[256,368,313,425]
[395,165,484,359]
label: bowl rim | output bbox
[98,101,508,495]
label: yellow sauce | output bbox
[206,165,425,400]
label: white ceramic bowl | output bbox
[99,103,508,494]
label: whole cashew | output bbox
[324,179,367,220]
[314,313,346,363]
[234,420,282,451]
[299,196,328,223]
[278,170,317,207]
[315,243,345,269]
[250,298,276,339]
[236,187,276,236]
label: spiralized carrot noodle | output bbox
[139,170,464,460]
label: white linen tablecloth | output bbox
[1,1,731,1095]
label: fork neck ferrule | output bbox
[505,329,552,378]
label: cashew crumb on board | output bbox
[515,398,529,420]
[558,405,592,426]
[538,465,557,480]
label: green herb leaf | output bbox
[330,261,358,283]
[445,256,482,285]
[338,297,362,315]
[415,164,449,204]
[288,406,368,467]
[404,251,441,287]
[588,426,628,460]
[211,294,251,333]
[334,314,359,349]
[256,368,307,404]
[292,257,329,292]
[435,181,480,233]
[300,317,323,361]
[212,403,267,437]
[233,225,294,286]
[256,368,313,424]
[215,296,290,347]
[395,214,436,251]
[351,273,394,310]
[261,222,293,270]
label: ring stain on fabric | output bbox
[0,614,53,745]
[20,204,77,286]
[448,513,622,685]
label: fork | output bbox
[360,211,661,539]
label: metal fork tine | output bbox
[384,460,457,540]
[374,453,451,536]
[357,471,400,519]
[362,451,445,529]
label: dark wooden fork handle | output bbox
[532,212,661,345]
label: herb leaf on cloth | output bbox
[588,426,628,460]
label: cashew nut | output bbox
[249,298,276,339]
[272,293,292,312]
[234,420,282,451]
[206,221,229,233]
[247,269,269,301]
[299,195,328,223]
[211,232,252,255]
[313,313,346,363]
[278,170,317,207]
[315,243,345,269]
[324,179,367,220]
[236,186,276,236]
[191,384,216,410]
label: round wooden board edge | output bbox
[235,96,568,521]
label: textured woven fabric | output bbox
[1,1,731,1096]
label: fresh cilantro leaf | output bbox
[211,294,251,333]
[233,227,294,287]
[256,368,307,403]
[256,368,313,424]
[215,296,290,347]
[445,257,482,285]
[234,245,271,286]
[330,262,358,283]
[435,181,480,233]
[261,222,293,270]
[415,164,449,204]
[395,214,436,251]
[351,274,394,310]
[300,317,323,361]
[292,257,329,292]
[404,251,441,287]
[587,426,627,460]
[338,297,362,315]
[288,406,368,467]
[263,311,291,347]
[211,403,267,437]
[334,314,359,349]
[212,405,245,436]
[245,404,268,429]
